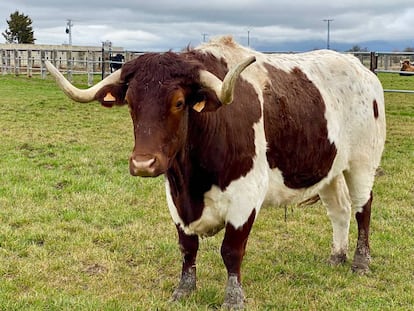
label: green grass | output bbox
[0,73,413,310]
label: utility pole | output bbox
[323,19,333,49]
[66,19,73,45]
[247,30,250,47]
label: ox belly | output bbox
[165,164,332,237]
[263,162,343,207]
[165,172,268,237]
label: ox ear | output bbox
[190,88,222,113]
[95,84,128,107]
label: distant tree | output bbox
[346,45,368,52]
[2,11,35,44]
[403,47,414,52]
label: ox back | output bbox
[46,36,386,309]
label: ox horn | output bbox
[199,56,256,105]
[44,60,122,103]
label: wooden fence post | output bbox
[52,49,58,67]
[40,50,46,79]
[66,50,73,82]
[27,49,32,77]
[87,50,94,86]
[1,50,5,75]
[6,50,11,74]
[101,46,105,80]
[370,52,378,73]
[14,50,19,76]
[92,50,97,75]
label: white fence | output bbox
[0,46,144,86]
[1,46,414,92]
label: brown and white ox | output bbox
[45,36,386,309]
[400,59,414,76]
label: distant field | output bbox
[0,73,413,310]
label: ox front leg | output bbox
[171,225,199,301]
[221,211,256,310]
[352,192,373,274]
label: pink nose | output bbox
[129,155,161,177]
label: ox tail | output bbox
[297,168,384,208]
[298,195,321,207]
[282,195,321,222]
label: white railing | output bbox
[0,47,144,85]
[1,47,413,93]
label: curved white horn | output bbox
[199,56,256,105]
[44,60,122,103]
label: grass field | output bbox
[0,72,413,310]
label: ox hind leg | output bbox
[319,174,352,266]
[343,168,376,274]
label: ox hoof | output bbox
[351,247,371,275]
[351,254,371,275]
[351,264,370,275]
[223,275,245,310]
[171,270,196,301]
[328,253,347,266]
[171,287,194,301]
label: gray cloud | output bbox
[2,0,414,51]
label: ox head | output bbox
[45,53,255,177]
[400,60,410,71]
[400,60,414,72]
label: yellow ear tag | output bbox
[193,101,205,112]
[104,92,116,102]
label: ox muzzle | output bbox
[129,153,167,177]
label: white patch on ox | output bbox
[318,174,352,256]
[165,121,269,236]
[299,51,385,210]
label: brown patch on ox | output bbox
[188,79,261,190]
[373,100,379,119]
[263,64,337,189]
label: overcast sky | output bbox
[1,1,414,52]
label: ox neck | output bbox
[165,107,258,225]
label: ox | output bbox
[399,59,414,76]
[110,53,125,72]
[45,36,386,309]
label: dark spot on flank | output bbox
[373,100,379,119]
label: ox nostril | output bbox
[129,153,167,177]
[132,157,155,170]
[130,156,159,177]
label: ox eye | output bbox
[175,100,185,110]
